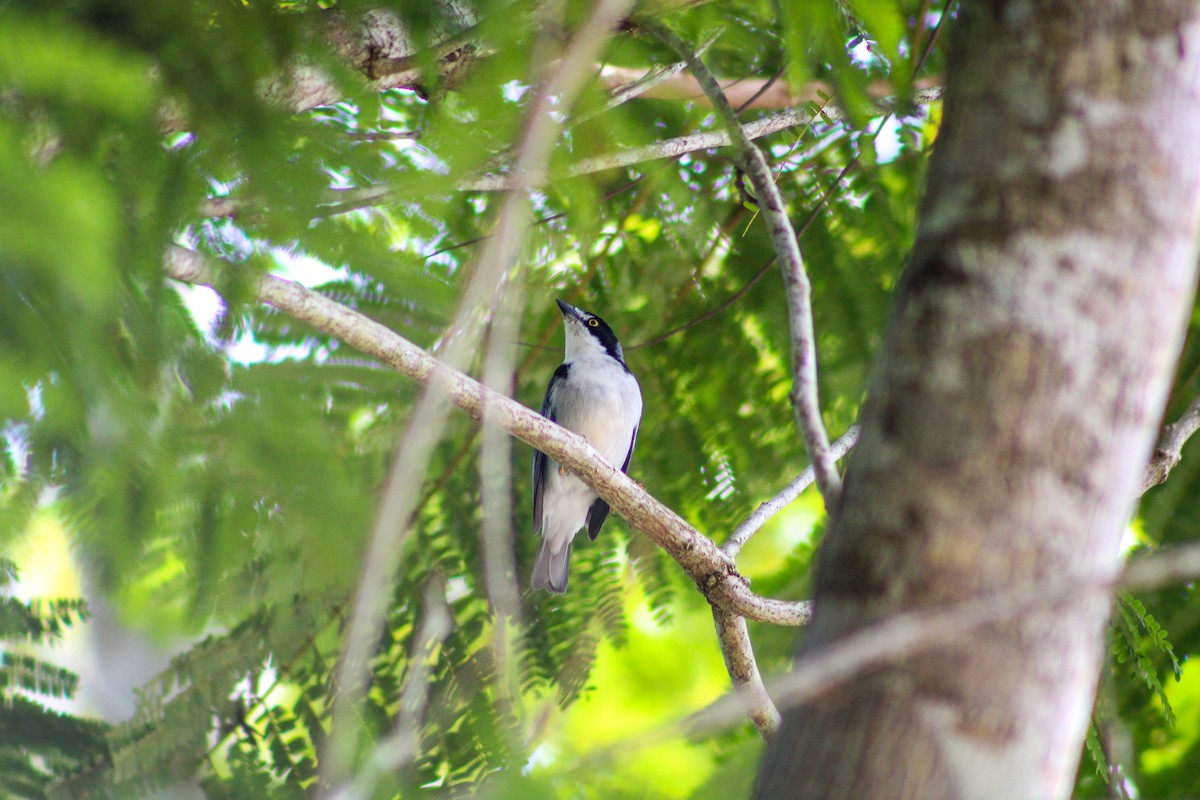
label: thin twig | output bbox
[572,29,724,129]
[164,246,811,627]
[629,155,859,351]
[711,5,951,542]
[345,129,422,142]
[912,0,954,79]
[199,107,842,218]
[423,177,645,261]
[734,63,788,115]
[641,19,841,509]
[630,256,775,350]
[908,0,934,76]
[195,109,804,218]
[724,426,860,557]
[623,13,947,741]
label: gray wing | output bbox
[533,363,571,533]
[585,424,638,541]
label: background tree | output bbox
[754,1,1200,797]
[2,1,1200,799]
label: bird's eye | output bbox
[587,319,599,327]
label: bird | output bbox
[532,299,642,593]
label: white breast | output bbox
[553,354,642,467]
[539,353,642,553]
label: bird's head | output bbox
[557,299,625,364]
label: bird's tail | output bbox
[531,539,572,593]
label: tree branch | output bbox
[570,29,724,128]
[166,2,935,135]
[158,5,483,135]
[684,537,1200,739]
[1141,394,1200,493]
[724,426,860,557]
[597,64,942,111]
[196,104,844,219]
[641,19,841,510]
[684,571,1115,738]
[712,607,780,739]
[163,245,812,627]
[1123,538,1200,592]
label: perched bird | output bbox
[532,300,642,593]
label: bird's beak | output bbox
[556,298,584,321]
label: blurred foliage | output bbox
[0,0,1197,797]
[1,557,109,798]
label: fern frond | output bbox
[1120,593,1182,679]
[2,652,79,700]
[0,695,109,764]
[0,478,42,554]
[30,599,90,641]
[1112,595,1176,726]
[0,748,51,800]
[593,541,628,648]
[104,609,304,796]
[260,706,317,789]
[212,743,292,800]
[555,630,598,708]
[0,597,41,640]
[628,532,676,626]
[1084,721,1110,784]
[295,692,329,756]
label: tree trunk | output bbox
[755,2,1200,798]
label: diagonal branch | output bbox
[570,28,725,128]
[641,19,841,510]
[725,426,860,557]
[163,246,811,628]
[684,572,1114,738]
[1141,394,1200,493]
[712,607,780,739]
[684,537,1200,739]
